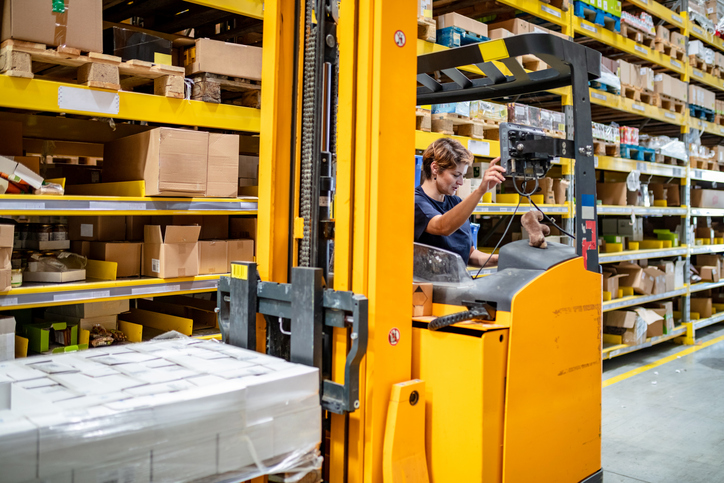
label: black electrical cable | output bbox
[527,196,576,240]
[473,197,521,279]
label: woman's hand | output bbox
[478,157,506,193]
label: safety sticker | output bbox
[388,327,400,346]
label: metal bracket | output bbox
[218,261,367,414]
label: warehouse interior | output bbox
[1,0,724,482]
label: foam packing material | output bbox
[0,339,322,483]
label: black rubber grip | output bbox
[429,308,488,331]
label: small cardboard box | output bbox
[643,267,667,295]
[597,182,627,206]
[103,128,209,197]
[634,307,665,339]
[603,311,647,346]
[675,260,686,288]
[1,0,103,53]
[70,241,91,258]
[603,272,626,299]
[691,189,724,208]
[696,227,715,243]
[230,217,257,242]
[89,242,143,278]
[69,216,126,242]
[638,67,654,91]
[698,265,720,282]
[198,240,228,275]
[654,73,676,97]
[201,215,229,240]
[618,218,643,242]
[0,315,15,361]
[0,269,9,291]
[489,28,514,40]
[185,38,262,81]
[435,12,488,37]
[656,25,670,42]
[488,19,530,34]
[238,155,259,181]
[696,255,722,275]
[23,270,85,283]
[46,300,129,319]
[671,31,686,49]
[616,263,654,295]
[227,239,254,271]
[412,282,433,316]
[143,225,201,279]
[646,301,674,335]
[126,216,152,241]
[44,312,117,332]
[654,261,675,293]
[207,134,240,198]
[691,298,713,318]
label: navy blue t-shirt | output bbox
[414,186,473,265]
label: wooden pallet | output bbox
[640,89,659,107]
[593,140,620,157]
[416,108,431,132]
[0,39,186,97]
[689,55,715,74]
[657,93,686,114]
[189,72,261,107]
[654,40,686,61]
[417,16,436,43]
[715,114,724,126]
[544,0,570,12]
[620,24,655,48]
[621,84,640,102]
[522,54,548,72]
[655,154,687,166]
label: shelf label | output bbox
[467,140,490,157]
[665,112,676,119]
[594,156,599,167]
[720,127,724,134]
[673,168,683,177]
[670,59,682,69]
[541,4,561,17]
[0,297,17,307]
[699,120,704,127]
[581,23,598,34]
[694,69,704,78]
[637,162,647,173]
[634,44,648,55]
[58,87,120,115]
[131,284,181,295]
[639,0,648,4]
[632,103,645,112]
[671,14,682,25]
[693,26,704,35]
[88,201,139,211]
[696,169,704,178]
[591,91,607,101]
[15,203,45,210]
[54,290,110,302]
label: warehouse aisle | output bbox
[602,324,724,483]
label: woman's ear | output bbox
[431,161,438,177]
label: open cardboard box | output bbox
[143,225,200,279]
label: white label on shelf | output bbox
[720,127,724,134]
[131,284,181,295]
[699,120,704,127]
[80,224,93,238]
[696,169,703,178]
[632,103,646,112]
[581,23,598,34]
[665,112,676,120]
[634,45,648,55]
[591,91,607,101]
[639,0,648,3]
[671,14,682,24]
[638,162,646,172]
[670,59,682,69]
[467,140,490,156]
[88,201,139,211]
[18,203,45,210]
[54,290,110,302]
[541,4,561,17]
[694,69,704,78]
[151,259,160,274]
[594,156,599,167]
[693,26,703,35]
[0,297,17,307]
[57,87,120,115]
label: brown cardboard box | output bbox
[230,217,257,241]
[227,239,254,271]
[696,227,715,243]
[13,156,40,175]
[654,73,676,97]
[103,127,209,197]
[634,307,664,339]
[489,28,514,40]
[649,183,680,206]
[656,25,670,42]
[696,255,721,275]
[1,0,103,52]
[603,272,626,298]
[0,224,12,249]
[488,19,530,34]
[238,155,259,181]
[89,242,143,278]
[646,301,674,335]
[0,268,9,291]
[638,67,654,91]
[184,38,262,81]
[0,121,22,156]
[618,60,638,87]
[200,215,229,240]
[435,12,488,37]
[654,262,675,293]
[69,216,126,241]
[553,178,569,205]
[691,298,713,318]
[46,300,129,318]
[698,265,720,282]
[616,263,654,295]
[643,267,667,295]
[671,31,686,49]
[142,225,200,279]
[597,182,627,206]
[45,312,117,332]
[126,216,152,241]
[207,133,239,198]
[198,240,228,275]
[603,311,647,346]
[691,189,724,208]
[70,241,91,258]
[412,282,433,316]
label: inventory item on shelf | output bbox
[104,26,172,63]
[143,225,201,279]
[24,251,87,283]
[184,38,263,80]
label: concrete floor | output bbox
[602,324,724,483]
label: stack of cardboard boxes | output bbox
[0,225,12,291]
[602,260,683,300]
[689,84,717,111]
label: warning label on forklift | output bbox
[388,328,400,346]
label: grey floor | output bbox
[602,324,724,483]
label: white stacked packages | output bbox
[0,338,322,483]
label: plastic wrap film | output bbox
[620,126,640,146]
[0,338,322,483]
[641,136,688,161]
[27,252,87,272]
[52,0,70,49]
[413,243,475,285]
[594,64,621,91]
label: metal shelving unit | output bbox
[600,247,688,263]
[603,288,689,311]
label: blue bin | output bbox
[415,155,423,187]
[470,223,480,248]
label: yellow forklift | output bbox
[218,1,603,481]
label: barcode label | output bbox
[54,290,110,302]
[671,14,682,24]
[0,297,17,306]
[541,4,561,17]
[151,259,160,274]
[581,23,598,34]
[131,284,181,295]
[634,45,648,55]
[665,112,676,119]
[632,104,645,112]
[591,91,607,101]
[670,59,682,69]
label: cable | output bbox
[527,196,576,240]
[473,197,521,279]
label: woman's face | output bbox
[432,162,467,196]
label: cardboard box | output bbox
[207,134,240,198]
[488,19,530,34]
[603,311,647,346]
[597,182,627,206]
[675,260,685,288]
[198,240,228,275]
[103,128,209,197]
[0,121,22,156]
[201,215,229,240]
[238,155,259,181]
[634,307,665,339]
[230,217,257,241]
[0,315,14,361]
[671,31,686,49]
[603,272,626,298]
[16,320,79,353]
[104,26,172,63]
[691,189,724,208]
[489,28,514,40]
[435,12,488,37]
[126,216,152,241]
[691,297,713,318]
[227,239,254,271]
[654,73,676,97]
[89,242,143,278]
[696,226,715,244]
[0,269,9,291]
[44,312,117,332]
[23,270,86,283]
[184,38,262,81]
[70,241,91,258]
[696,255,721,275]
[647,301,674,335]
[654,261,675,293]
[698,265,720,282]
[45,300,129,319]
[1,0,103,53]
[69,216,126,241]
[616,263,654,295]
[143,225,201,279]
[412,282,433,316]
[643,267,667,295]
[638,67,654,91]
[0,155,44,190]
[618,218,643,241]
[655,25,670,42]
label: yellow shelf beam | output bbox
[628,0,686,30]
[497,0,569,27]
[596,155,686,177]
[689,117,724,137]
[589,88,685,127]
[689,21,724,51]
[688,65,724,92]
[183,0,263,19]
[0,76,261,132]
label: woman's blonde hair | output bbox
[421,138,474,182]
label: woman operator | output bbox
[415,138,506,267]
